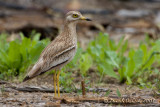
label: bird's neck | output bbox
[63,22,77,34]
[61,22,77,43]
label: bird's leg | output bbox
[57,71,61,97]
[53,73,57,97]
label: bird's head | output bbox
[65,11,91,23]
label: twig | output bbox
[0,80,10,84]
[3,85,110,93]
[81,80,86,97]
[58,97,156,104]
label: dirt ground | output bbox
[0,0,160,106]
[0,82,160,107]
[0,74,160,107]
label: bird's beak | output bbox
[80,16,91,21]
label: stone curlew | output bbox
[23,11,91,97]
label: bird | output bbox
[23,11,91,97]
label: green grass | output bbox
[0,32,160,92]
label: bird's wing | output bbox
[23,36,76,81]
[40,42,76,72]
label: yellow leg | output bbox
[57,71,61,97]
[54,73,57,97]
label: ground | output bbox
[0,75,160,106]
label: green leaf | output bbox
[109,39,116,51]
[0,50,9,65]
[105,90,111,96]
[116,88,121,97]
[116,36,125,50]
[105,51,119,68]
[79,53,92,76]
[140,44,147,63]
[0,34,8,50]
[8,41,21,68]
[128,49,135,58]
[143,53,155,69]
[33,33,41,41]
[126,58,135,77]
[118,66,126,82]
[133,49,143,70]
[98,61,118,79]
[126,76,132,84]
[120,40,128,56]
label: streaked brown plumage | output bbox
[23,11,91,97]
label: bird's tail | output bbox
[23,76,30,82]
[23,64,41,82]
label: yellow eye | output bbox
[72,14,78,18]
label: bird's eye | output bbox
[72,14,78,18]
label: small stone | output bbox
[84,102,91,107]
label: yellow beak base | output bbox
[80,17,91,21]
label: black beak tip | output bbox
[86,18,92,21]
